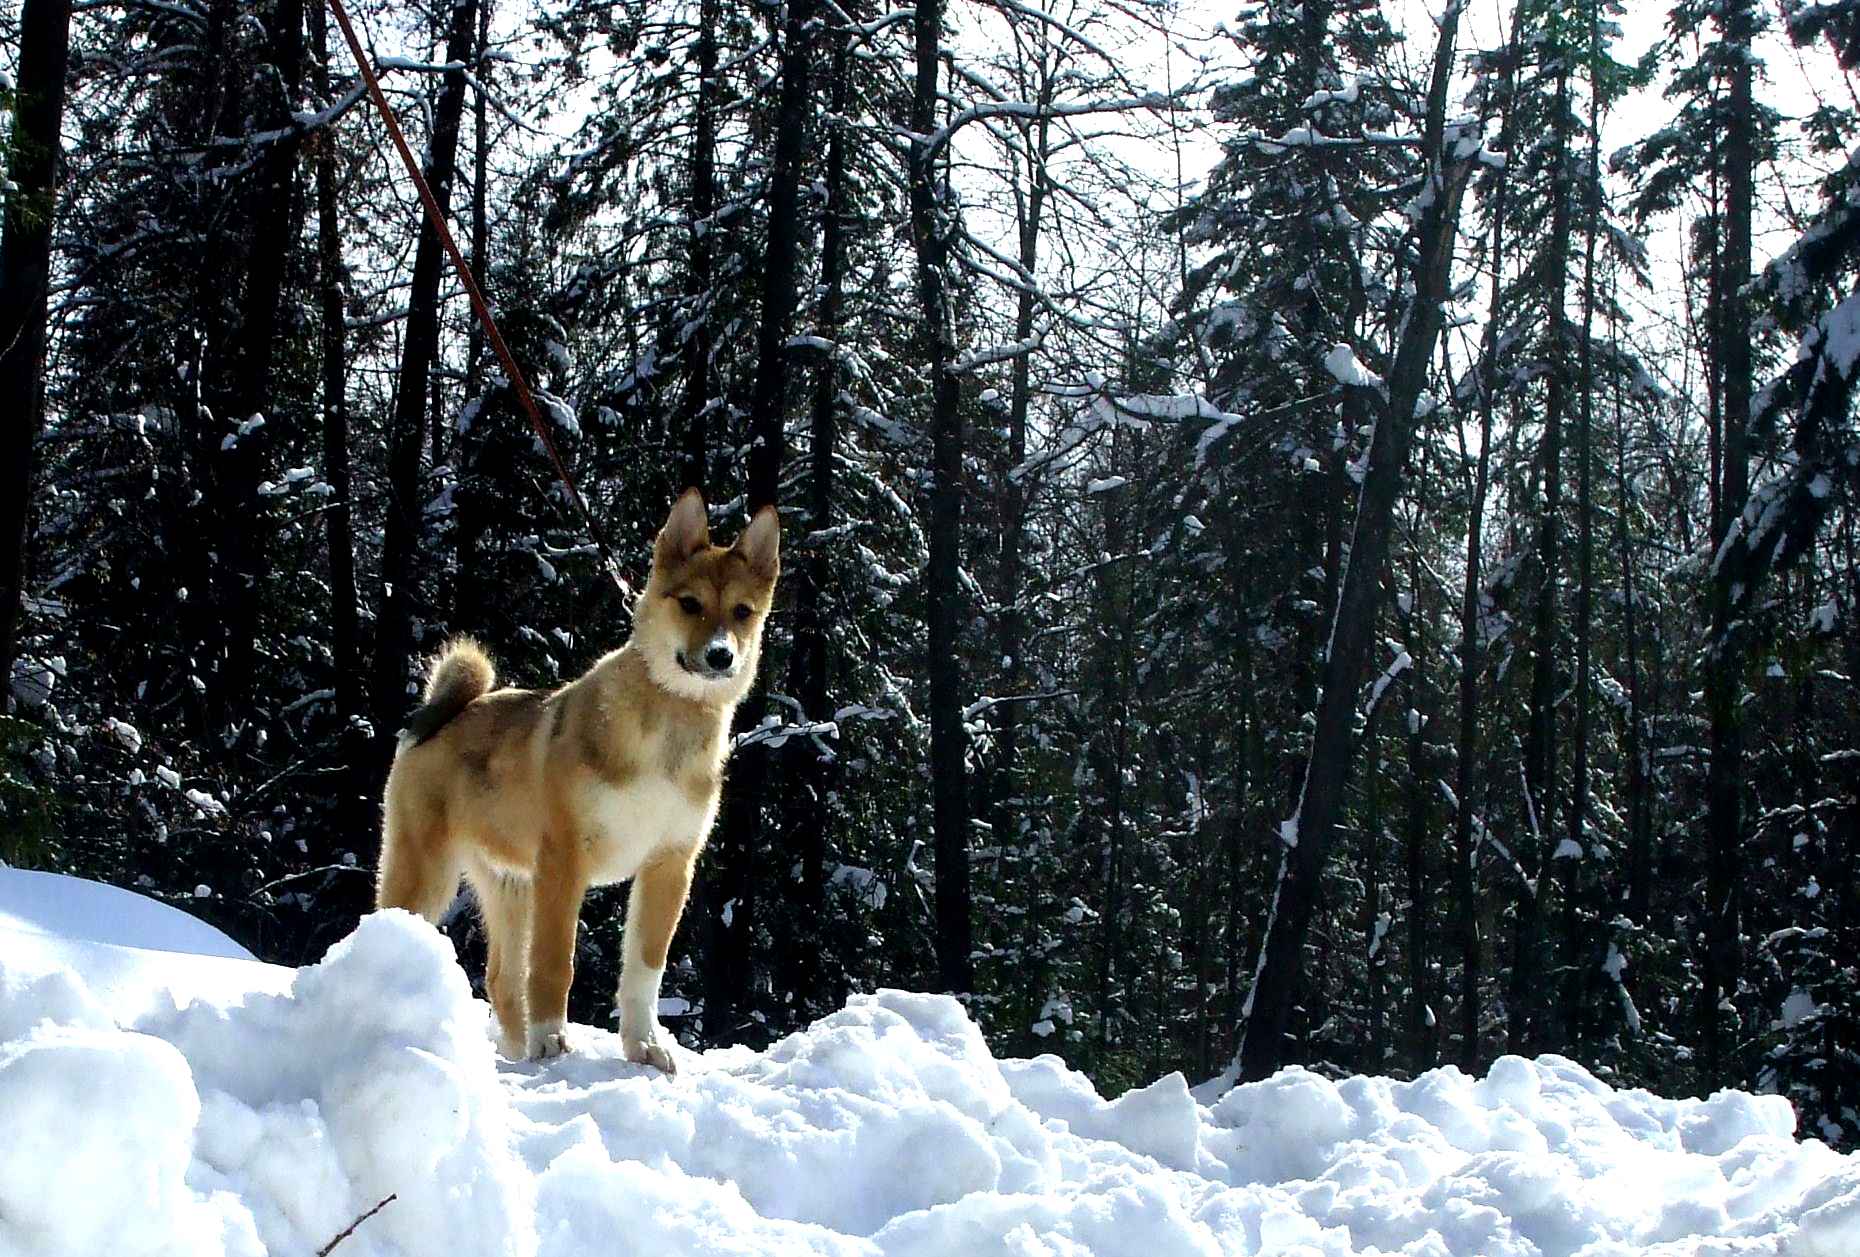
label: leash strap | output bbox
[324,0,633,602]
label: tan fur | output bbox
[376,490,779,1068]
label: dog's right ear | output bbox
[656,488,710,564]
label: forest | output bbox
[2,0,1858,1149]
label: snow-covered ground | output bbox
[2,870,1858,1257]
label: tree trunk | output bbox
[1510,64,1573,1058]
[308,0,364,829]
[216,0,305,721]
[371,0,480,752]
[1703,0,1756,1085]
[465,0,492,401]
[677,0,721,495]
[1405,602,1434,1070]
[909,0,973,994]
[994,69,1054,883]
[1451,37,1517,1065]
[453,0,493,626]
[0,0,73,700]
[1613,288,1652,926]
[1237,8,1471,1082]
[1561,1,1604,1056]
[782,23,852,1012]
[712,0,814,1032]
[1363,707,1386,1066]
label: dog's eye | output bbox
[678,595,703,616]
[733,604,753,622]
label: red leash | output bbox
[324,0,632,602]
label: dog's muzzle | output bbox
[677,634,737,680]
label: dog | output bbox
[375,489,778,1068]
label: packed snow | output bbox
[3,870,1859,1257]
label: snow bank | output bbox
[0,867,292,1022]
[2,883,1858,1257]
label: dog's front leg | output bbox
[620,849,695,1074]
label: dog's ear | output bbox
[732,505,780,579]
[656,488,710,563]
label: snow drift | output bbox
[1,872,1858,1257]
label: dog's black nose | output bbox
[705,644,734,671]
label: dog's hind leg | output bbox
[467,861,532,1059]
[376,788,462,922]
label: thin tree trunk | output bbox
[308,0,363,829]
[452,0,493,626]
[995,66,1054,879]
[678,0,720,495]
[1613,285,1652,925]
[1510,63,1574,1058]
[909,0,972,994]
[781,23,851,1012]
[465,0,491,399]
[1561,0,1604,1056]
[1363,706,1385,1066]
[216,0,305,720]
[1405,593,1434,1070]
[713,0,814,1031]
[1451,0,1525,1077]
[0,0,73,699]
[1237,9,1472,1082]
[371,0,480,750]
[1703,0,1756,1085]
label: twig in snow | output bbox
[316,1193,398,1256]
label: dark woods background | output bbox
[3,0,1860,1143]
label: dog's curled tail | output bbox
[399,638,496,749]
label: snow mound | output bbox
[0,865,256,960]
[1,897,1857,1257]
[0,867,292,1022]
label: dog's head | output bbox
[636,489,780,705]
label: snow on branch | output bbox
[1361,647,1412,723]
[1323,343,1385,391]
[953,336,1043,374]
[920,93,1178,161]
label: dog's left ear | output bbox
[732,505,780,579]
[657,488,711,563]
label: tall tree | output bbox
[677,0,722,495]
[0,0,73,702]
[1238,3,1474,1082]
[708,0,816,1036]
[308,0,363,819]
[781,19,855,1008]
[371,0,483,750]
[1450,12,1528,1070]
[1701,0,1758,1084]
[213,0,306,719]
[1511,54,1574,1059]
[910,0,973,993]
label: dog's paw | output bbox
[623,1035,677,1075]
[527,1021,573,1060]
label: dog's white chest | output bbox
[581,777,711,884]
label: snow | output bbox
[3,872,1860,1257]
[1324,342,1384,390]
[0,867,291,1024]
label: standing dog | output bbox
[376,490,778,1068]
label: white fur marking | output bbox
[642,641,727,703]
[618,960,664,1043]
[581,779,710,886]
[528,1018,570,1059]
